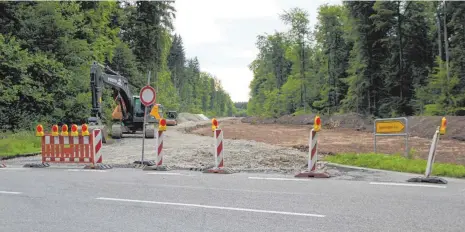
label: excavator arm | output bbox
[89,61,135,124]
[88,61,157,141]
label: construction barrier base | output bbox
[143,165,169,171]
[133,160,157,166]
[295,171,330,178]
[83,164,113,170]
[203,167,233,174]
[23,163,50,168]
[407,176,447,184]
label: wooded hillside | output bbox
[0,1,235,131]
[248,1,465,118]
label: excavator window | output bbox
[134,98,145,117]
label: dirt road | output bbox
[3,119,311,173]
[6,117,460,181]
[190,119,465,166]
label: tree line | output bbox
[247,1,465,118]
[0,1,235,131]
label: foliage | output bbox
[325,153,465,178]
[248,1,465,118]
[0,131,41,157]
[0,1,235,131]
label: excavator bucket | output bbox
[112,105,123,120]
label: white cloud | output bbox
[173,0,344,102]
[173,1,223,46]
[173,0,281,47]
[232,49,259,59]
[202,67,253,102]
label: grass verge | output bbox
[0,131,41,158]
[324,153,465,178]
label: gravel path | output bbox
[4,119,309,173]
[3,118,426,182]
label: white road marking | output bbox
[248,177,312,182]
[157,184,314,196]
[146,172,193,176]
[96,197,325,218]
[66,169,107,173]
[369,182,447,189]
[0,168,31,171]
[0,191,22,195]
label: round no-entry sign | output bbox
[139,85,156,106]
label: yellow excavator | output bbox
[88,61,163,142]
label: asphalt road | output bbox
[1,167,465,232]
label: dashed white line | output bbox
[153,184,314,196]
[66,169,108,173]
[248,177,312,182]
[96,197,325,218]
[146,172,193,176]
[369,182,447,189]
[0,191,22,195]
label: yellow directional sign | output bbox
[375,121,406,134]
[150,104,161,120]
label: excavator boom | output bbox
[88,61,158,142]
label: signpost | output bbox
[139,71,156,165]
[374,117,409,157]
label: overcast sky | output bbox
[173,0,342,102]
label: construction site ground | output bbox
[190,118,465,166]
[4,114,465,181]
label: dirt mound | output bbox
[177,113,209,124]
[242,114,465,141]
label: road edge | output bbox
[326,162,465,182]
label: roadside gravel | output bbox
[3,118,422,182]
[3,118,308,173]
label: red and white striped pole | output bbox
[205,119,229,174]
[143,118,168,171]
[214,129,224,169]
[156,130,164,166]
[295,116,329,178]
[308,129,318,172]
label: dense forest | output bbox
[248,1,465,118]
[0,1,235,131]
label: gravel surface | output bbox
[3,118,325,174]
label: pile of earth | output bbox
[241,113,465,141]
[176,113,210,124]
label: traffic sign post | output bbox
[138,71,157,166]
[374,117,409,157]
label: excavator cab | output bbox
[133,97,145,117]
[132,96,158,123]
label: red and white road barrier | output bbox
[308,129,318,171]
[156,131,164,166]
[205,129,230,174]
[93,129,103,164]
[295,128,329,178]
[214,129,224,169]
[40,129,103,166]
